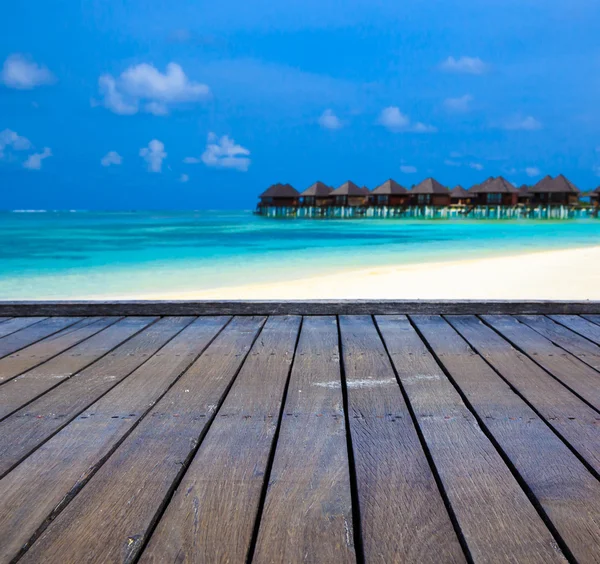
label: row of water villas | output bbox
[257,175,600,219]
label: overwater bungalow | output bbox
[370,179,409,206]
[258,183,300,208]
[449,186,473,206]
[409,178,451,206]
[529,175,581,206]
[330,181,369,207]
[517,185,533,204]
[470,177,518,206]
[299,181,333,207]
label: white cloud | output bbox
[502,116,542,131]
[0,129,32,159]
[525,166,541,177]
[444,159,461,167]
[318,109,343,130]
[97,62,210,116]
[180,173,189,183]
[443,94,473,113]
[469,162,484,171]
[449,151,462,158]
[440,56,487,75]
[200,133,251,171]
[378,106,437,133]
[101,151,122,167]
[1,54,55,89]
[400,165,417,174]
[139,139,166,172]
[23,147,52,170]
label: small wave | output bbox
[10,209,48,213]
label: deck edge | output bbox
[0,300,599,316]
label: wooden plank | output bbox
[377,315,564,563]
[447,315,600,475]
[0,316,230,563]
[550,315,600,345]
[413,315,600,562]
[0,316,182,477]
[583,314,600,326]
[139,315,301,563]
[0,317,142,420]
[338,315,464,563]
[0,317,46,339]
[250,316,355,563]
[0,316,120,388]
[1,300,600,316]
[0,317,83,359]
[483,315,600,411]
[516,314,600,371]
[20,316,267,564]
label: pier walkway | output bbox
[0,301,600,563]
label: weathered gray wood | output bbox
[0,317,46,339]
[1,300,600,316]
[377,315,564,563]
[0,317,137,420]
[413,315,600,563]
[0,316,180,477]
[20,316,266,564]
[447,315,600,475]
[0,316,229,563]
[550,315,600,345]
[252,316,355,564]
[140,316,301,563]
[0,317,83,359]
[339,315,464,563]
[0,316,120,388]
[483,315,600,411]
[583,314,600,326]
[516,315,600,372]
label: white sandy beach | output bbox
[136,245,600,301]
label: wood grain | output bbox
[0,317,83,359]
[0,317,46,339]
[516,314,600,371]
[0,316,176,476]
[0,316,229,563]
[550,315,600,345]
[413,315,600,563]
[483,315,600,410]
[0,317,124,419]
[377,315,564,563]
[252,316,355,564]
[20,316,266,564]
[339,315,464,563]
[140,315,301,564]
[0,317,120,387]
[447,315,600,475]
[1,299,600,316]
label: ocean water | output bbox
[0,210,599,299]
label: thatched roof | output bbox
[301,181,332,197]
[470,176,517,194]
[330,181,367,196]
[260,183,300,198]
[530,175,580,194]
[449,186,470,198]
[410,177,448,195]
[518,185,532,198]
[372,179,408,195]
[591,186,600,199]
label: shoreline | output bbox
[122,245,600,301]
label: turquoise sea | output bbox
[0,211,599,299]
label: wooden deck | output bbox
[0,308,599,562]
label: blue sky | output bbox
[1,0,600,209]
